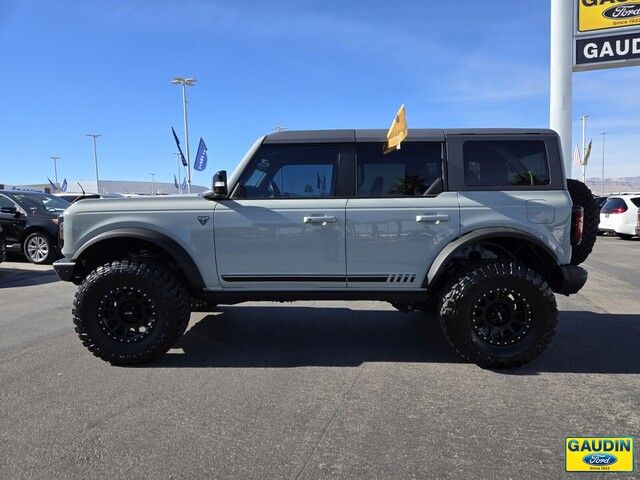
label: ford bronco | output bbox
[53,129,597,368]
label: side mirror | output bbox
[1,206,18,216]
[212,170,228,197]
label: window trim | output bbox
[354,141,446,199]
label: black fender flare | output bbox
[425,227,559,289]
[73,228,205,290]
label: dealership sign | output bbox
[574,0,640,71]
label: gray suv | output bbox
[54,129,596,368]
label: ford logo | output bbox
[582,453,618,466]
[603,4,640,19]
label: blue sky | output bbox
[1,0,638,186]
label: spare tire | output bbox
[567,179,598,265]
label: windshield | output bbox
[8,192,70,213]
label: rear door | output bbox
[345,141,460,288]
[0,194,21,246]
[214,143,350,289]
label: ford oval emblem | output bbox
[582,453,617,466]
[603,4,640,20]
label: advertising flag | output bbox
[182,176,187,192]
[322,175,326,191]
[384,104,408,154]
[47,177,57,192]
[61,179,68,192]
[572,145,582,167]
[583,139,593,166]
[172,127,188,167]
[194,138,208,171]
[317,172,321,190]
[174,174,179,189]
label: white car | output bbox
[599,194,640,239]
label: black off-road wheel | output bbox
[73,260,191,365]
[567,179,598,265]
[438,262,557,369]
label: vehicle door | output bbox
[214,143,350,289]
[345,141,460,288]
[0,194,23,246]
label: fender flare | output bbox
[425,227,559,288]
[73,227,205,290]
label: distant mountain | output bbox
[584,176,640,196]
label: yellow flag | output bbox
[384,104,408,154]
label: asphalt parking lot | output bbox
[1,235,638,479]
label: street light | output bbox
[149,173,156,194]
[174,152,183,194]
[50,156,60,187]
[600,132,607,196]
[578,114,589,182]
[171,76,196,194]
[86,134,101,193]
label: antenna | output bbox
[77,182,86,195]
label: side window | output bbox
[0,195,15,209]
[356,142,442,197]
[234,144,340,199]
[463,141,550,187]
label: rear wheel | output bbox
[73,260,191,365]
[567,179,598,265]
[438,261,557,369]
[617,233,633,240]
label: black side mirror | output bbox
[1,206,18,216]
[212,170,228,197]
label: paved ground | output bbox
[0,236,638,479]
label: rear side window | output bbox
[463,141,550,187]
[356,142,442,197]
[630,197,640,208]
[235,144,339,199]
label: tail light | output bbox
[571,206,584,245]
[608,206,628,214]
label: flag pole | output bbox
[579,115,588,183]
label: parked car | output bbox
[0,190,69,263]
[598,194,640,239]
[54,128,598,368]
[0,225,6,264]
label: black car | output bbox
[0,190,69,264]
[0,225,6,264]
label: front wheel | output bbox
[73,260,191,365]
[439,262,557,369]
[23,232,54,264]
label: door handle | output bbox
[304,216,337,224]
[416,214,450,223]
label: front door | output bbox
[0,194,21,247]
[214,143,348,289]
[346,142,460,288]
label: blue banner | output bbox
[174,174,179,189]
[61,179,68,192]
[194,138,207,171]
[47,177,57,192]
[172,127,188,167]
[182,176,187,192]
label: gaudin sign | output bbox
[578,0,640,33]
[574,0,640,70]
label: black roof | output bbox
[263,128,556,144]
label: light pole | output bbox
[50,156,60,187]
[174,152,183,194]
[600,132,607,196]
[149,173,156,194]
[170,76,196,194]
[86,134,101,193]
[578,115,589,182]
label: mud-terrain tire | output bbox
[73,260,191,365]
[567,179,598,265]
[438,261,557,369]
